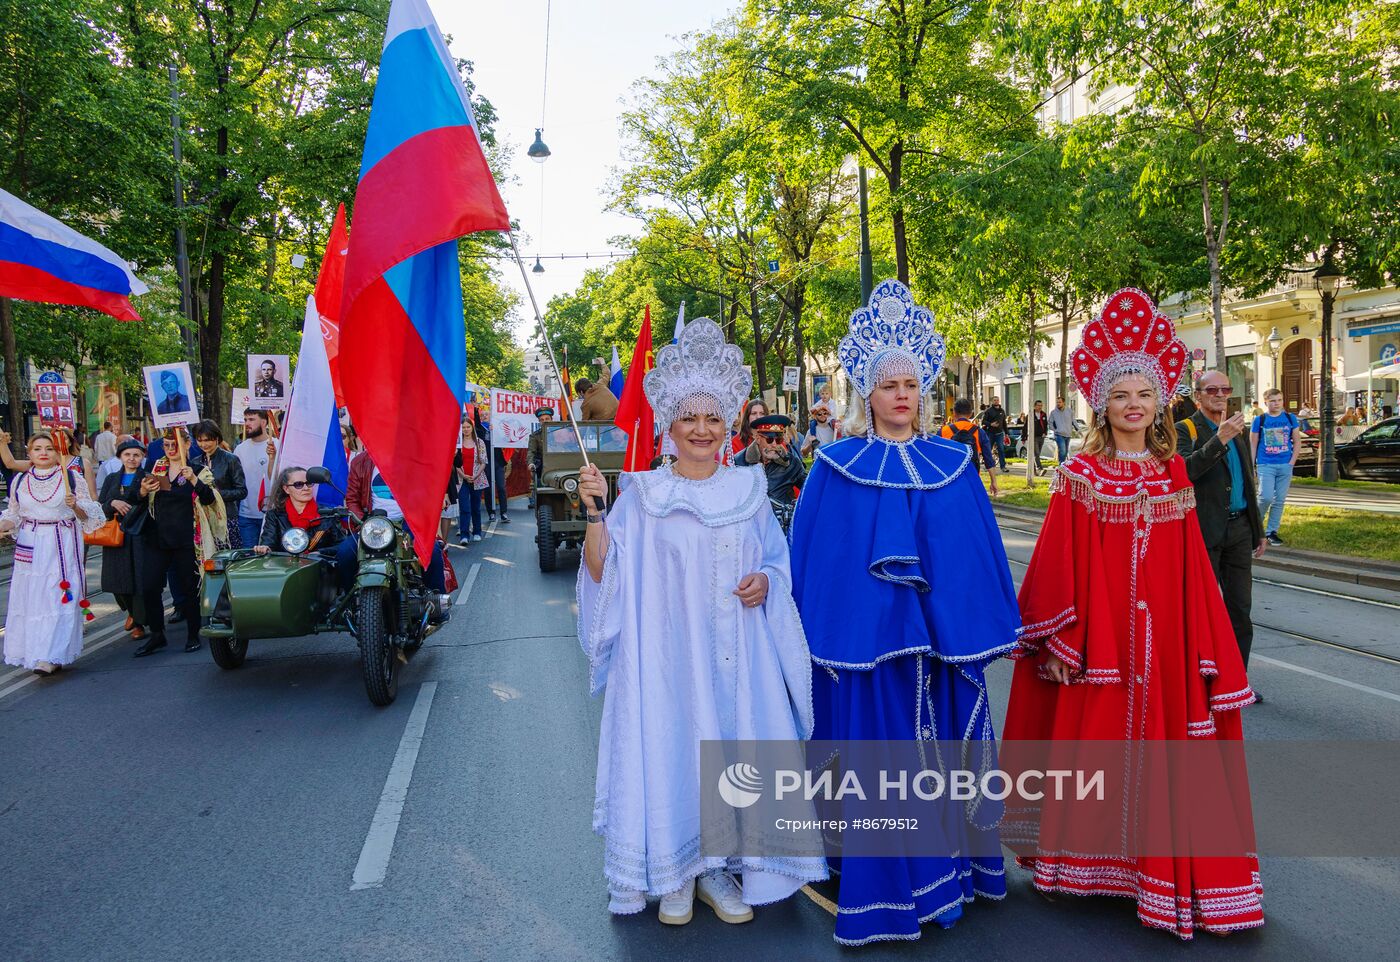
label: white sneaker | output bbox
[697,873,752,924]
[658,878,694,925]
[471,534,482,543]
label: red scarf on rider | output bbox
[287,498,320,530]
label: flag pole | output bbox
[507,232,597,489]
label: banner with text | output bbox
[489,389,561,449]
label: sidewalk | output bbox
[992,503,1400,592]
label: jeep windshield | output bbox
[546,424,629,453]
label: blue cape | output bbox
[790,435,1022,669]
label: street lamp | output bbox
[532,256,545,274]
[1313,252,1344,482]
[1267,326,1283,389]
[527,128,551,163]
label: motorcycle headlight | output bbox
[360,516,396,551]
[280,527,310,554]
[563,477,578,493]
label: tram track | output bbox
[996,527,1400,668]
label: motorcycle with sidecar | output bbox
[199,467,449,706]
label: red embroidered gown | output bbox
[1002,452,1263,939]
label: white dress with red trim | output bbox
[3,467,104,669]
[1002,452,1262,938]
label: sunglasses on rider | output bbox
[286,480,313,489]
[1199,386,1233,397]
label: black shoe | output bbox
[184,638,201,653]
[1253,690,1265,704]
[500,514,511,524]
[1265,532,1284,546]
[169,610,186,625]
[134,637,168,658]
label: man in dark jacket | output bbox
[980,396,1008,470]
[740,414,806,504]
[1176,370,1266,673]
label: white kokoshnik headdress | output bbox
[643,316,752,429]
[838,279,946,435]
[1071,288,1189,413]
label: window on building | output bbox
[1005,382,1022,415]
[1057,86,1073,123]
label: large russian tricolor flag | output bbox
[339,0,509,563]
[0,187,148,321]
[278,220,351,507]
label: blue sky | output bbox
[436,0,739,339]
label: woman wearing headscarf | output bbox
[1001,289,1262,939]
[576,318,826,925]
[788,280,1023,946]
[97,438,151,641]
[0,432,104,674]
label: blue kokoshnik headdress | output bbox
[838,279,946,435]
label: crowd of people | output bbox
[574,282,1264,945]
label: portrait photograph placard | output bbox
[143,361,197,429]
[247,354,290,409]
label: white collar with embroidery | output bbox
[815,434,971,490]
[629,463,767,527]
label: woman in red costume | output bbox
[1002,288,1262,939]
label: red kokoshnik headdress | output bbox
[1070,288,1189,413]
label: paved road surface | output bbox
[0,500,1396,961]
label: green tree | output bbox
[990,0,1331,370]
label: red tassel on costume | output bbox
[84,612,95,622]
[78,599,91,609]
[61,593,72,604]
[59,580,71,591]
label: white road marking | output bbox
[351,681,438,891]
[1251,654,1400,704]
[454,563,481,607]
[483,556,514,568]
[0,621,131,702]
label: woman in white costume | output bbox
[576,318,826,925]
[0,432,104,674]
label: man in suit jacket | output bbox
[1176,370,1267,672]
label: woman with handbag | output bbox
[0,432,104,675]
[96,438,150,641]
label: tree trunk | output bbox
[1058,298,1071,402]
[749,281,768,396]
[1025,290,1037,487]
[201,249,227,421]
[889,141,909,284]
[1,296,25,445]
[791,281,807,422]
[1200,173,1231,373]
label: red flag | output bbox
[614,306,656,472]
[315,204,350,407]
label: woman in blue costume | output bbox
[789,280,1023,946]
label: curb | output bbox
[991,505,1400,593]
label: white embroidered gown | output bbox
[577,464,827,904]
[3,467,104,668]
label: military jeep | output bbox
[533,421,628,571]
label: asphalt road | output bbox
[0,499,1397,961]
